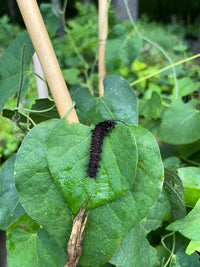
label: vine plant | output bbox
[0,1,200,267]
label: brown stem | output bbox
[64,193,92,267]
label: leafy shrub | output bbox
[0,3,200,266]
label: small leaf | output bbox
[166,199,200,240]
[106,25,142,71]
[0,31,34,112]
[7,229,66,267]
[173,77,200,99]
[163,156,181,171]
[40,3,60,36]
[186,240,200,255]
[164,169,186,220]
[73,75,138,126]
[177,167,200,207]
[62,68,83,84]
[139,91,162,120]
[158,100,200,144]
[30,99,60,123]
[109,224,159,267]
[0,156,24,229]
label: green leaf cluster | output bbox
[1,5,200,266]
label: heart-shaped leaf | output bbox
[73,75,138,125]
[46,118,138,213]
[15,120,72,247]
[157,100,200,144]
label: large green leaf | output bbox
[105,24,142,71]
[15,120,72,247]
[0,31,34,112]
[131,126,163,220]
[157,100,200,144]
[109,224,158,267]
[0,156,24,229]
[166,199,200,240]
[73,75,138,126]
[80,191,139,266]
[7,229,66,267]
[46,118,138,213]
[80,126,163,266]
[178,167,200,207]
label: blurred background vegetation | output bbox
[0,0,200,167]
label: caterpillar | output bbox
[88,120,125,178]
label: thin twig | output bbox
[64,192,92,267]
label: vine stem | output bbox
[123,0,179,99]
[161,232,176,266]
[16,44,26,108]
[131,53,200,87]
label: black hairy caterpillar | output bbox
[88,120,126,178]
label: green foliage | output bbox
[7,229,66,267]
[40,3,60,37]
[106,24,142,71]
[0,31,34,113]
[157,100,200,144]
[1,3,200,266]
[0,15,22,52]
[46,119,138,213]
[178,167,200,207]
[110,224,159,267]
[13,116,163,266]
[0,118,20,162]
[73,75,138,125]
[167,198,200,241]
[0,156,24,229]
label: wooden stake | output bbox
[98,0,108,97]
[16,0,79,123]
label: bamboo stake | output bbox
[98,0,108,97]
[16,0,79,123]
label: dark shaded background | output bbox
[1,0,200,25]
